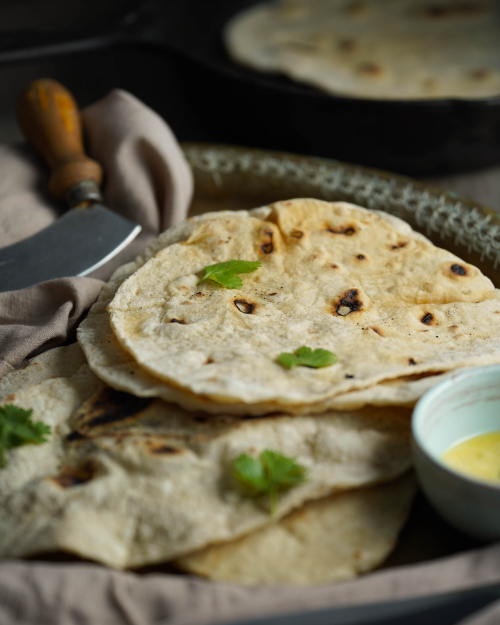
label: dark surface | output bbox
[382,491,481,570]
[1,0,500,175]
[220,583,500,625]
[0,0,212,144]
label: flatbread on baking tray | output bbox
[224,0,500,100]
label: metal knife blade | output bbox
[0,205,141,291]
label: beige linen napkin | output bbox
[0,89,193,376]
[2,543,500,625]
[1,89,500,625]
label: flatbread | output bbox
[79,203,451,414]
[175,472,416,586]
[0,344,411,569]
[225,0,500,100]
[78,298,470,415]
[104,199,500,414]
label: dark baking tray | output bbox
[1,0,500,176]
[219,583,500,625]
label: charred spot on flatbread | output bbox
[50,460,98,488]
[72,388,153,431]
[147,444,183,455]
[193,415,208,423]
[334,289,363,316]
[469,68,492,81]
[420,312,435,325]
[170,318,187,324]
[234,299,256,314]
[408,358,417,365]
[325,225,356,235]
[290,230,303,239]
[66,430,89,442]
[371,327,384,336]
[261,230,274,254]
[390,242,408,250]
[450,264,467,276]
[357,62,383,77]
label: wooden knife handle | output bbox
[16,78,103,203]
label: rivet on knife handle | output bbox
[16,78,103,207]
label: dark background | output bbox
[0,0,211,143]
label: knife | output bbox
[0,78,141,292]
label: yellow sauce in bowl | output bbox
[442,432,500,484]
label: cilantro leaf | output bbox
[197,260,262,289]
[232,454,269,496]
[232,450,307,514]
[278,346,337,369]
[0,404,51,469]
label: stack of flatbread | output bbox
[2,198,500,585]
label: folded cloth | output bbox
[0,277,103,377]
[2,89,500,625]
[0,89,194,374]
[2,543,500,625]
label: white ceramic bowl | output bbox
[412,365,500,541]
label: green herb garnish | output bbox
[0,404,51,468]
[278,346,337,369]
[232,450,307,514]
[197,260,262,289]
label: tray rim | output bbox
[182,142,500,286]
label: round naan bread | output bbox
[0,344,412,570]
[225,0,500,100]
[79,293,474,416]
[104,199,500,414]
[78,215,474,417]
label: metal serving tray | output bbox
[181,144,500,624]
[184,143,500,287]
[19,143,500,625]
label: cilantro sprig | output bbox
[232,450,307,514]
[197,260,262,290]
[278,346,337,369]
[0,404,51,468]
